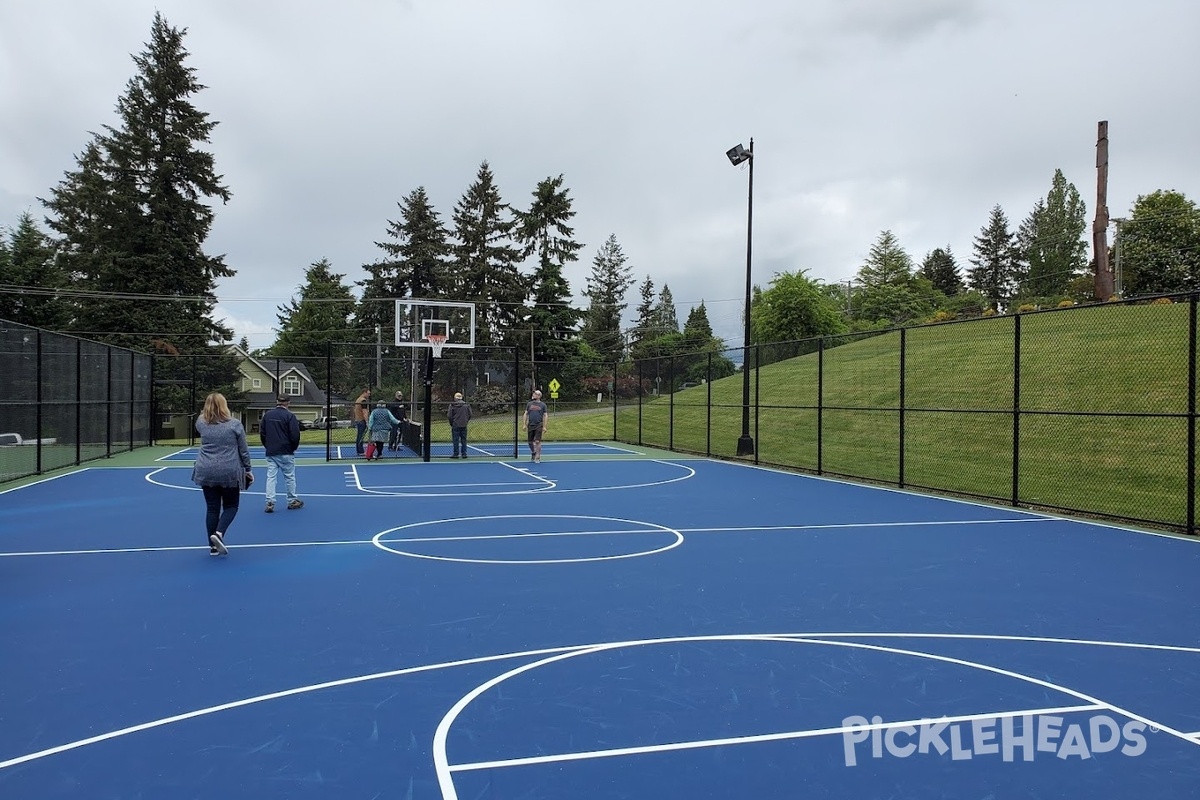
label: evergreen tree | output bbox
[919,246,963,296]
[1115,190,1200,296]
[654,284,679,335]
[968,205,1020,311]
[361,186,451,341]
[1017,169,1088,299]
[515,175,584,364]
[0,212,70,328]
[449,161,525,349]
[856,230,914,287]
[582,233,634,362]
[630,275,656,352]
[682,302,714,348]
[42,13,232,355]
[272,258,357,365]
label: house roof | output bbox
[228,346,348,409]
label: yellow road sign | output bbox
[548,378,561,393]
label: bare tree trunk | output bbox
[1093,120,1114,299]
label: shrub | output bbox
[1057,299,1076,308]
[471,384,514,415]
[982,308,998,317]
[1017,303,1038,313]
[1150,297,1174,305]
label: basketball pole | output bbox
[422,345,433,462]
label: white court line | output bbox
[385,528,690,544]
[0,517,1068,558]
[0,540,370,557]
[449,703,1107,772]
[433,634,1200,799]
[5,632,1198,774]
[0,467,91,494]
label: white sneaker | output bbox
[209,533,228,556]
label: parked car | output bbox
[313,416,353,429]
[299,418,315,430]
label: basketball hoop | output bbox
[427,334,447,358]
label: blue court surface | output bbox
[3,450,1200,798]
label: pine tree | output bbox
[630,275,656,352]
[42,13,232,354]
[582,233,634,362]
[919,246,963,297]
[515,175,584,364]
[362,186,451,341]
[448,161,525,349]
[682,302,716,350]
[273,258,357,361]
[968,205,1020,311]
[654,284,679,334]
[0,212,70,328]
[856,230,914,287]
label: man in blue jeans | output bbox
[260,394,304,512]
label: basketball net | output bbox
[427,334,447,359]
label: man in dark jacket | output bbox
[386,390,408,452]
[260,394,303,512]
[447,392,472,459]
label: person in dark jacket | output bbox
[386,390,408,452]
[260,394,303,512]
[448,391,472,458]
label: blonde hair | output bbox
[201,392,233,425]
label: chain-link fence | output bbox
[0,319,152,482]
[619,293,1199,535]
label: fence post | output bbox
[75,338,82,466]
[706,352,713,456]
[753,345,760,465]
[325,342,333,463]
[817,337,825,475]
[668,355,675,451]
[611,361,618,442]
[1012,313,1022,507]
[899,328,906,488]
[109,347,115,454]
[637,359,643,445]
[1189,293,1197,535]
[34,330,42,474]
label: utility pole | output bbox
[375,325,382,388]
[1093,120,1114,300]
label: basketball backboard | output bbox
[393,298,476,351]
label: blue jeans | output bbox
[264,454,298,503]
[451,426,467,456]
[202,485,240,539]
[355,421,367,454]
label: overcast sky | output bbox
[2,0,1198,350]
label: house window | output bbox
[252,378,262,389]
[282,376,301,397]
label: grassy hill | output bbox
[585,301,1194,531]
